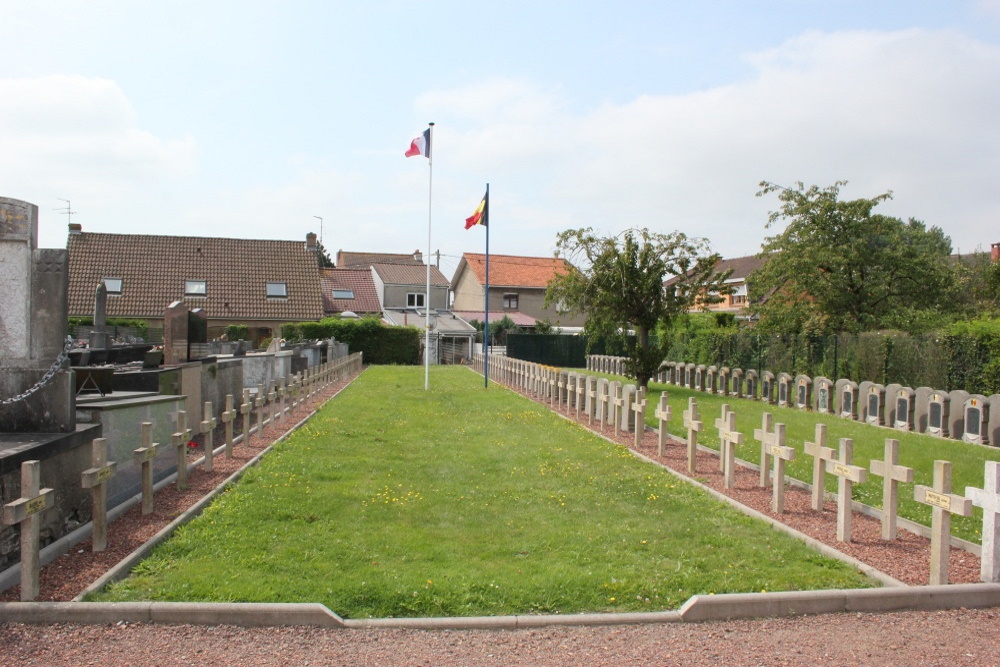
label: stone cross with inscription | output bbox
[133,422,158,515]
[81,437,117,552]
[575,375,586,419]
[655,392,672,456]
[826,438,867,542]
[682,397,702,475]
[714,404,731,473]
[255,383,266,436]
[267,383,278,430]
[869,438,914,540]
[222,394,236,458]
[966,461,1000,583]
[279,377,287,420]
[915,460,972,585]
[200,401,217,472]
[768,423,796,513]
[753,413,776,488]
[240,388,252,446]
[632,388,647,448]
[804,424,835,511]
[2,460,54,601]
[172,410,192,489]
[719,410,744,490]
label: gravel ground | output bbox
[2,367,998,666]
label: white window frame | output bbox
[102,277,123,295]
[266,282,288,298]
[407,292,425,308]
[332,289,355,299]
[185,280,207,296]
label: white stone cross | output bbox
[586,379,598,426]
[966,461,1000,583]
[915,460,972,585]
[655,392,672,456]
[714,404,731,473]
[172,410,193,489]
[557,372,566,406]
[133,421,158,515]
[682,397,702,475]
[81,437,117,552]
[804,423,835,511]
[612,383,625,437]
[200,401,217,472]
[278,378,287,421]
[870,438,914,540]
[221,394,237,458]
[548,369,558,405]
[719,410,744,490]
[240,388,252,446]
[255,383,266,435]
[2,460,54,601]
[753,413,776,488]
[826,438,867,542]
[768,423,795,513]
[268,383,278,429]
[575,376,586,419]
[632,388,647,448]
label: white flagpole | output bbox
[425,122,434,391]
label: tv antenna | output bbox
[313,215,323,245]
[55,198,76,225]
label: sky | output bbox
[3,1,1000,282]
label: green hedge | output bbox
[225,324,250,341]
[284,317,421,365]
[68,316,149,341]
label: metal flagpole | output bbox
[425,122,434,391]
[484,183,490,389]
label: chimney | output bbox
[992,242,1000,264]
[413,250,422,263]
[68,223,82,234]
[306,232,317,252]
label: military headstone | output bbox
[966,461,1000,583]
[870,438,914,541]
[915,460,972,585]
[804,423,835,511]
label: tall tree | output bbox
[749,181,956,333]
[547,227,727,388]
[315,240,335,268]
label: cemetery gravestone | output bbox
[966,461,1000,583]
[81,437,117,552]
[915,460,972,585]
[133,422,157,515]
[610,381,623,435]
[865,384,886,426]
[804,424,835,511]
[914,387,934,434]
[893,387,915,432]
[826,438,867,542]
[163,300,189,366]
[768,423,795,513]
[989,394,1000,449]
[744,370,758,400]
[172,410,192,489]
[869,438,914,541]
[836,379,859,420]
[655,392,671,456]
[694,365,706,392]
[682,397,702,474]
[814,377,833,414]
[884,383,902,427]
[585,376,597,424]
[621,384,637,433]
[719,410,744,490]
[2,460,54,601]
[776,373,792,407]
[794,374,812,410]
[753,413,776,488]
[761,372,775,404]
[718,367,731,396]
[948,390,969,441]
[732,368,745,398]
[632,388,647,448]
[596,379,609,429]
[963,395,989,445]
[714,404,731,473]
[200,401,217,472]
[706,366,717,394]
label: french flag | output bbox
[405,129,430,158]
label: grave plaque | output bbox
[963,395,990,445]
[794,375,812,410]
[777,373,792,407]
[761,372,775,404]
[694,365,706,391]
[732,368,744,398]
[894,387,915,432]
[718,367,731,396]
[866,385,885,426]
[814,377,833,414]
[706,366,717,394]
[744,370,757,400]
[836,379,859,420]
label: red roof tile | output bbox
[459,253,573,288]
[321,268,382,315]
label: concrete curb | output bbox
[0,602,345,628]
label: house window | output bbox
[407,292,425,308]
[266,282,288,298]
[102,277,123,295]
[332,289,355,299]
[503,293,518,310]
[185,280,207,296]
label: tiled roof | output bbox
[383,308,477,334]
[67,231,324,321]
[372,263,449,286]
[714,254,767,281]
[336,250,423,268]
[457,253,573,289]
[452,310,538,327]
[321,268,382,315]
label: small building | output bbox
[371,262,450,310]
[450,253,586,329]
[67,225,324,342]
[321,268,382,318]
[382,308,476,365]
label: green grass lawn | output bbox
[92,366,873,617]
[585,373,1000,545]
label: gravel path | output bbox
[2,368,998,666]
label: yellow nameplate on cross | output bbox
[924,490,952,510]
[833,463,852,477]
[24,496,47,517]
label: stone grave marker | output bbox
[948,390,970,441]
[884,383,902,427]
[278,377,287,421]
[133,422,157,514]
[966,461,1000,583]
[268,382,278,429]
[706,366,717,394]
[557,370,567,407]
[222,394,236,457]
[596,378,610,429]
[744,370,758,400]
[915,460,972,585]
[2,460,54,601]
[610,381,624,436]
[655,392,672,456]
[621,384,637,433]
[714,403,731,472]
[719,410,744,489]
[753,413,776,488]
[632,387,647,448]
[914,387,933,434]
[694,365,706,391]
[836,379,858,420]
[768,423,795,513]
[255,383,266,435]
[200,401,217,472]
[761,371,775,404]
[814,377,833,414]
[685,363,695,389]
[826,438,867,542]
[718,367,731,396]
[88,281,110,350]
[963,395,989,445]
[794,374,812,410]
[163,300,189,365]
[989,394,1000,449]
[81,437,117,552]
[732,368,744,398]
[776,372,792,407]
[865,384,886,426]
[188,308,208,360]
[172,410,192,489]
[893,387,915,432]
[682,397,702,474]
[804,423,835,511]
[575,374,586,418]
[585,376,597,424]
[241,388,252,445]
[869,438,914,540]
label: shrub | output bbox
[280,323,303,342]
[225,325,250,341]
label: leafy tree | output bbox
[748,181,956,334]
[315,239,334,268]
[546,227,727,388]
[533,319,554,334]
[488,315,519,346]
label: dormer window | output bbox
[407,292,425,308]
[266,282,288,298]
[185,280,207,296]
[102,277,123,295]
[333,289,355,299]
